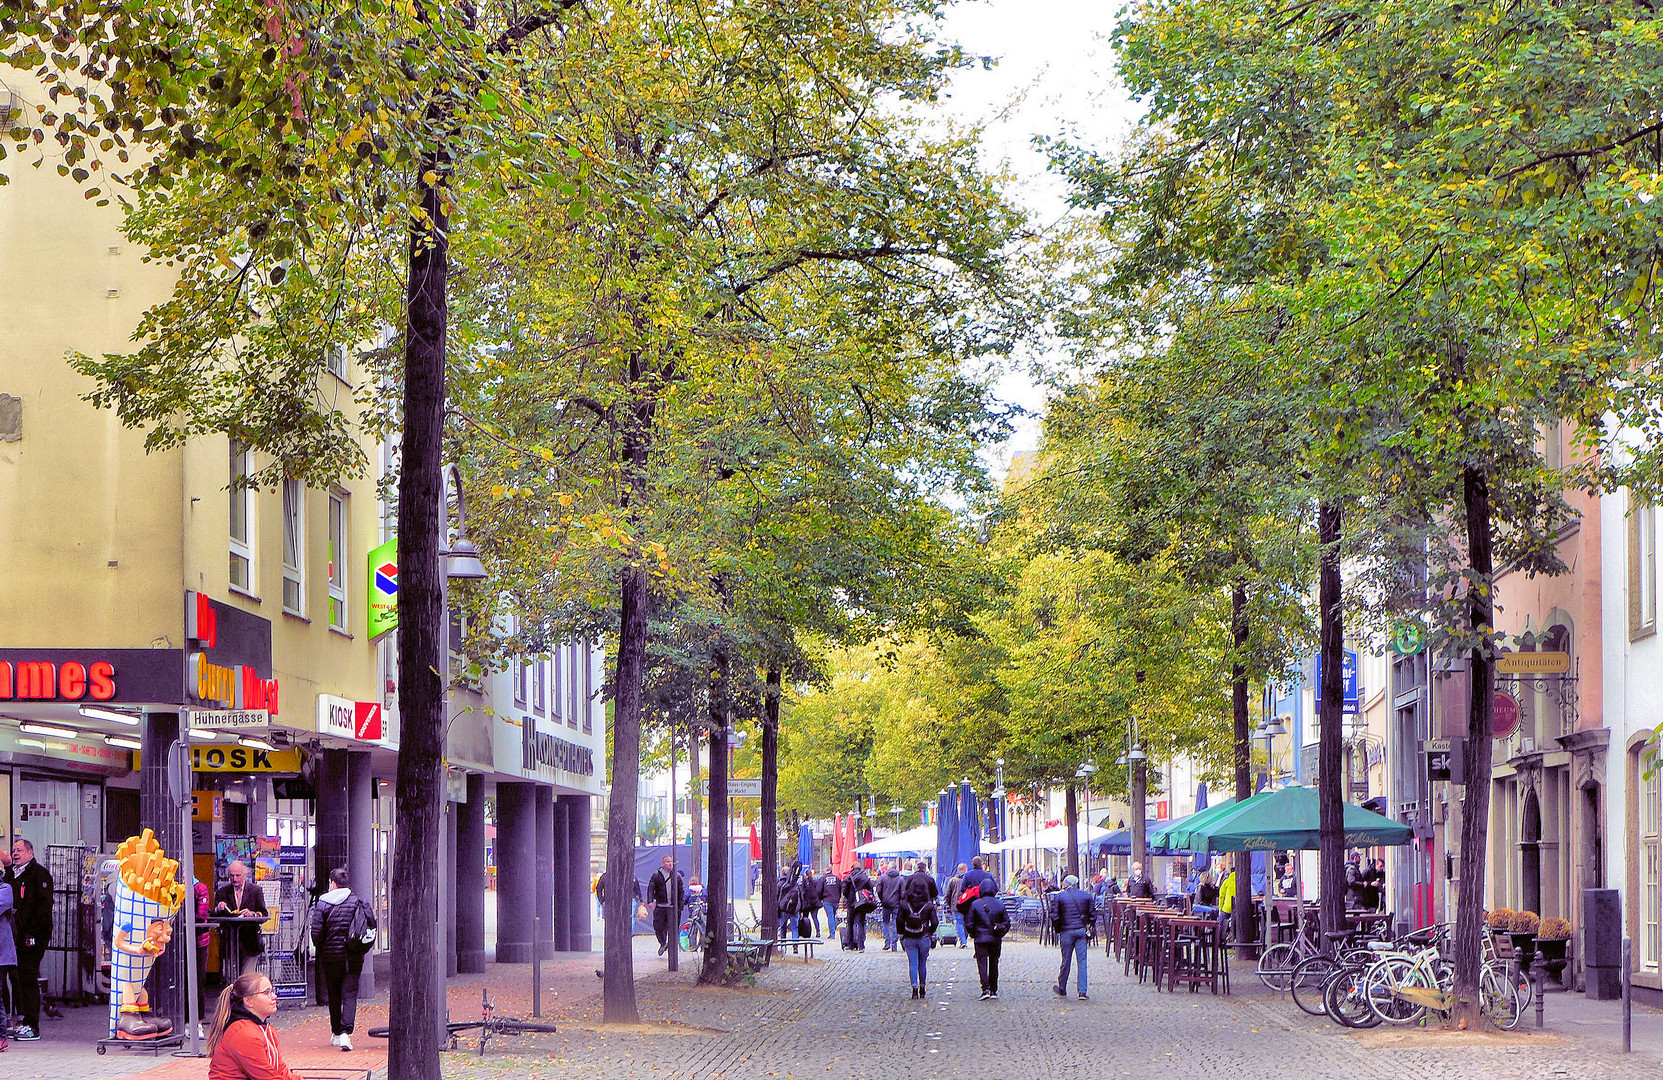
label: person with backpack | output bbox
[816,866,841,940]
[776,862,806,940]
[897,861,939,999]
[308,868,377,1051]
[842,865,876,951]
[800,866,826,938]
[875,862,905,950]
[965,878,1011,999]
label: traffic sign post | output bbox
[700,777,762,798]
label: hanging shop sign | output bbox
[1495,650,1571,675]
[135,744,305,773]
[316,695,384,742]
[1426,737,1465,783]
[1492,691,1521,739]
[184,590,279,714]
[368,537,399,639]
[1312,649,1362,713]
[1389,621,1426,656]
[0,649,184,705]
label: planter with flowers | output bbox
[1508,910,1540,971]
[1536,917,1572,984]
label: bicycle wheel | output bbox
[1362,958,1425,1025]
[1324,964,1379,1028]
[1257,942,1301,991]
[1290,955,1340,1016]
[1480,966,1524,1031]
[491,1019,561,1035]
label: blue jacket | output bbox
[958,868,997,904]
[1051,887,1095,933]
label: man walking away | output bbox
[1051,874,1095,1001]
[944,864,967,947]
[966,879,1011,999]
[9,839,51,1040]
[647,855,686,956]
[876,862,905,951]
[309,867,377,1050]
[842,864,876,951]
[817,866,841,940]
[800,864,824,938]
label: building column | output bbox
[564,794,593,951]
[139,711,186,1026]
[550,796,571,952]
[314,748,350,1005]
[347,751,376,997]
[534,785,555,958]
[444,799,459,978]
[495,782,536,963]
[455,773,487,973]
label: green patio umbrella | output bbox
[1147,797,1238,851]
[1167,785,1411,852]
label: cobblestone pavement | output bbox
[438,938,1663,1080]
[13,936,1660,1080]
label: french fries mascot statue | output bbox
[109,830,186,1039]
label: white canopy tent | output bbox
[853,823,938,859]
[986,822,1112,853]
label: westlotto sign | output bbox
[317,695,384,742]
[0,650,185,706]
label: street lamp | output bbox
[890,804,903,832]
[1076,761,1098,873]
[435,463,488,1041]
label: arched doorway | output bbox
[1520,788,1542,915]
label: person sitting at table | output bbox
[214,861,268,976]
[1162,862,1187,908]
[1192,871,1219,917]
[1276,861,1298,897]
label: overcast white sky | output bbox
[935,0,1145,475]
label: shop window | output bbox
[282,479,305,615]
[328,490,349,630]
[1639,744,1661,975]
[230,441,254,591]
[1631,499,1657,640]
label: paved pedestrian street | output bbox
[435,939,1660,1080]
[10,937,1660,1080]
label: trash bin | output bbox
[1583,889,1622,1000]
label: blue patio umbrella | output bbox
[957,779,980,872]
[935,789,953,883]
[1196,782,1209,812]
[797,822,813,870]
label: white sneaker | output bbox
[339,1034,353,1052]
[330,1033,343,1048]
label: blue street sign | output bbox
[1312,649,1361,714]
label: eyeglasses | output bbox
[248,987,277,997]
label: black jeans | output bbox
[15,946,44,1029]
[653,906,676,948]
[319,955,364,1034]
[974,940,1002,993]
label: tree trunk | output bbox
[699,644,732,982]
[1232,579,1254,957]
[1065,782,1080,880]
[1450,465,1497,1027]
[1317,501,1347,948]
[761,667,781,939]
[602,352,656,1022]
[387,138,450,1080]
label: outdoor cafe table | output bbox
[205,913,269,979]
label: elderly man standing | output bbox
[214,860,268,975]
[10,838,52,1040]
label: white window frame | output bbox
[532,660,546,715]
[513,659,526,706]
[328,490,349,631]
[1641,747,1661,975]
[229,442,255,593]
[326,344,351,382]
[582,641,594,734]
[566,645,581,729]
[282,479,306,615]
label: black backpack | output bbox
[343,897,375,956]
[897,900,939,938]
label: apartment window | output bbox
[281,479,305,614]
[581,642,593,734]
[532,660,545,715]
[326,344,350,382]
[1640,746,1661,975]
[328,491,349,630]
[550,647,563,722]
[513,659,526,706]
[1630,500,1657,640]
[567,646,581,729]
[229,442,254,592]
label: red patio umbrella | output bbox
[748,822,762,860]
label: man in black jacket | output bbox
[647,855,685,956]
[816,866,841,940]
[309,867,377,1050]
[841,865,875,951]
[800,865,825,938]
[875,863,904,950]
[10,838,52,1040]
[1051,874,1095,1001]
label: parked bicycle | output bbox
[368,987,558,1055]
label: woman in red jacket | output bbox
[207,973,303,1080]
